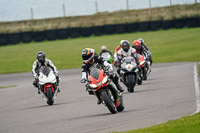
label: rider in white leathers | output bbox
[32,51,59,94]
[116,40,139,74]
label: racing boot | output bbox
[56,77,60,92]
[96,95,102,105]
[97,98,102,105]
[57,86,60,92]
[38,88,41,94]
[33,80,38,88]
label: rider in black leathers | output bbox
[80,48,124,104]
[133,38,153,65]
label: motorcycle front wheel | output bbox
[101,90,117,114]
[46,87,54,105]
[127,74,136,93]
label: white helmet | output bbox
[101,45,107,51]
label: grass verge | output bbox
[113,113,200,133]
[113,57,200,133]
[0,85,17,89]
[0,27,200,74]
[0,4,200,33]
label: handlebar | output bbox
[103,67,114,76]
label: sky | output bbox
[0,0,199,21]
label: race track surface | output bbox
[0,63,198,133]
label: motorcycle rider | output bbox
[80,48,124,104]
[113,45,122,67]
[116,40,139,74]
[100,45,112,57]
[133,38,153,65]
[32,51,60,94]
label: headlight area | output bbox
[140,60,145,65]
[39,81,45,85]
[102,76,108,84]
[125,64,134,71]
[89,84,98,88]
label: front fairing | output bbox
[88,69,109,91]
[39,71,56,85]
[120,57,138,73]
[88,67,121,107]
[101,52,112,61]
[101,52,113,63]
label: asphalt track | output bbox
[0,63,198,133]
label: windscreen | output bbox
[122,57,134,64]
[101,52,111,60]
[90,67,100,80]
[41,67,51,75]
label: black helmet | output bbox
[82,48,95,64]
[120,40,130,52]
[138,38,144,44]
[37,51,46,64]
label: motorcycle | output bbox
[137,54,146,85]
[101,52,113,64]
[86,66,124,114]
[120,57,139,92]
[38,66,59,105]
[142,55,151,80]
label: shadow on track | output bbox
[122,87,159,95]
[15,102,74,111]
[51,112,112,123]
[58,107,149,123]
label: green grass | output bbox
[0,4,200,33]
[0,85,17,89]
[113,55,200,133]
[0,27,200,74]
[113,113,200,133]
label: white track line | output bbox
[194,63,200,114]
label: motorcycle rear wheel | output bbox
[117,104,124,112]
[117,94,124,112]
[143,66,148,80]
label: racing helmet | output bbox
[37,51,46,64]
[101,45,107,51]
[120,40,130,52]
[82,48,95,64]
[133,40,142,50]
[138,38,144,44]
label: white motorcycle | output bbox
[143,55,151,80]
[38,66,59,105]
[120,57,139,92]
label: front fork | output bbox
[39,84,58,101]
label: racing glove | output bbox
[81,72,87,83]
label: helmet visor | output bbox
[135,44,141,49]
[122,45,129,52]
[38,56,45,63]
[83,53,95,64]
